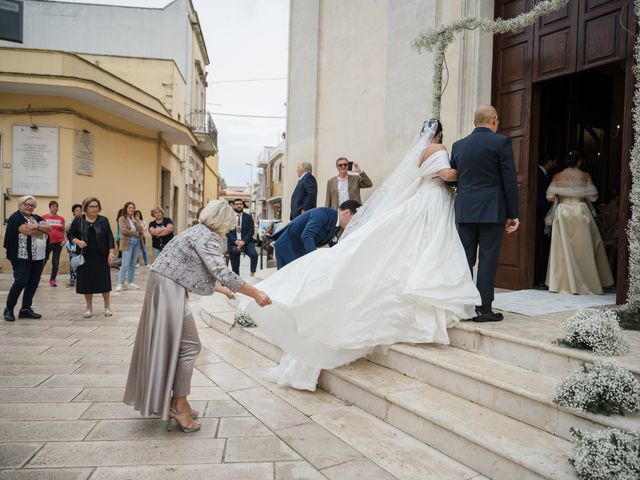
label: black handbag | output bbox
[70,217,86,269]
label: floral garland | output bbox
[569,427,640,480]
[231,311,257,329]
[413,0,569,118]
[629,0,640,306]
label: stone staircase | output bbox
[199,294,640,480]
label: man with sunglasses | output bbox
[325,157,373,209]
[3,195,52,321]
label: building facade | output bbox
[284,0,635,302]
[0,0,219,233]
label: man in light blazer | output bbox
[272,200,360,269]
[290,162,317,220]
[325,157,373,209]
[451,105,519,323]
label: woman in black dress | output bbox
[69,197,116,318]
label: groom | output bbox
[451,105,519,322]
[272,200,360,269]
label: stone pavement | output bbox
[0,265,459,480]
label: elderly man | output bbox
[451,105,519,323]
[272,200,360,269]
[290,161,317,220]
[3,195,52,321]
[325,157,373,209]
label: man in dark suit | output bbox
[227,198,259,277]
[290,162,317,220]
[534,155,558,286]
[451,105,519,322]
[272,200,360,269]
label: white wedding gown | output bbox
[241,150,481,390]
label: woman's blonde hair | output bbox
[198,199,236,234]
[17,195,36,206]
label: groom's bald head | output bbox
[474,105,499,133]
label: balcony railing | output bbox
[187,111,218,153]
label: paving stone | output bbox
[0,376,49,387]
[0,354,82,365]
[0,420,96,442]
[190,371,216,387]
[75,354,132,365]
[43,346,133,356]
[86,418,219,440]
[276,461,328,480]
[68,338,132,347]
[0,387,82,403]
[187,386,230,401]
[204,400,251,417]
[230,387,311,430]
[225,436,301,462]
[0,365,79,376]
[41,375,127,388]
[197,363,259,391]
[0,403,91,420]
[0,346,48,355]
[90,464,274,480]
[321,458,397,480]
[0,443,42,468]
[26,438,225,467]
[217,417,273,437]
[73,387,125,402]
[0,468,93,480]
[276,423,361,469]
[72,364,130,375]
[194,350,224,366]
[0,337,78,347]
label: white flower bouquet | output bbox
[569,427,640,480]
[553,362,640,415]
[231,312,257,329]
[557,308,630,356]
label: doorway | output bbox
[533,64,625,287]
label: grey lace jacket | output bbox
[151,223,245,295]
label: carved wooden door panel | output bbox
[577,0,628,70]
[492,0,535,289]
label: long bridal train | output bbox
[239,142,480,391]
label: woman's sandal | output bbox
[167,409,201,433]
[170,406,199,419]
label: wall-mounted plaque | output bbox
[75,130,94,176]
[12,125,59,196]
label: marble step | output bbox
[199,296,578,480]
[366,343,640,442]
[449,317,640,381]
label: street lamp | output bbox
[245,162,254,219]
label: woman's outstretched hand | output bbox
[254,290,272,307]
[215,285,235,300]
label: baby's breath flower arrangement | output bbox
[231,312,257,329]
[556,308,630,356]
[553,362,640,415]
[569,427,640,480]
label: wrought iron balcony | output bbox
[187,111,218,155]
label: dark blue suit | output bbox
[451,127,519,312]
[290,173,318,220]
[272,208,340,269]
[226,212,258,275]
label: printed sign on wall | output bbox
[12,125,59,196]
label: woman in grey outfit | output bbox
[124,200,271,432]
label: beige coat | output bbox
[118,216,143,251]
[325,171,373,208]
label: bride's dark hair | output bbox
[421,118,443,137]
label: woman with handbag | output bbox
[69,197,116,318]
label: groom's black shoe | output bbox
[18,308,42,319]
[473,311,504,323]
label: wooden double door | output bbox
[492,0,636,302]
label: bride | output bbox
[239,119,481,391]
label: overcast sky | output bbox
[57,0,289,187]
